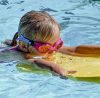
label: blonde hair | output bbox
[18,10,60,42]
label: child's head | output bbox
[16,10,63,54]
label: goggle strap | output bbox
[53,39,63,47]
[16,35,32,45]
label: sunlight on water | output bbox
[0,0,100,98]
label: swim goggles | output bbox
[16,34,63,53]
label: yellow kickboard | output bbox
[48,53,100,78]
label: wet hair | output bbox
[18,10,60,42]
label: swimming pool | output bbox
[0,0,100,98]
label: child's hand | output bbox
[53,66,77,76]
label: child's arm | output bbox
[59,45,100,56]
[28,58,76,76]
[25,53,76,76]
[24,53,67,76]
[74,45,100,54]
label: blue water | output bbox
[0,0,100,98]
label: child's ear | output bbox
[11,32,18,46]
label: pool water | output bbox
[0,0,100,98]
